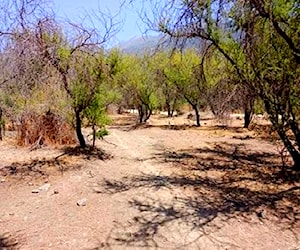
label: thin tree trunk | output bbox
[92,124,96,149]
[0,107,2,141]
[289,119,300,151]
[293,154,300,170]
[208,100,216,116]
[138,105,144,123]
[170,99,177,117]
[167,103,172,117]
[264,100,300,168]
[75,109,86,148]
[277,127,300,169]
[244,96,254,128]
[143,108,152,123]
[244,108,253,128]
[193,105,201,127]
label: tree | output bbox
[0,0,62,127]
[235,0,300,165]
[84,89,111,148]
[0,107,3,140]
[162,49,208,126]
[204,48,242,124]
[115,53,159,123]
[33,13,118,148]
[0,0,118,148]
[66,51,107,148]
[153,52,182,117]
[152,0,300,167]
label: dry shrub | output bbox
[215,111,232,127]
[17,111,76,147]
[248,123,278,140]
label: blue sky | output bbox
[52,0,155,45]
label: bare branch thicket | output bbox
[0,0,54,35]
[0,0,121,148]
[0,0,55,92]
[0,0,54,84]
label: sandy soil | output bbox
[0,113,299,249]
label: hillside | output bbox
[116,35,203,54]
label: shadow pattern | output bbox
[56,146,111,161]
[100,143,300,248]
[0,232,18,249]
[0,146,110,180]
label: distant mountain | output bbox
[116,35,161,54]
[116,35,204,54]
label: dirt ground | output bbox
[0,112,299,250]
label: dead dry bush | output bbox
[248,123,289,142]
[16,111,76,148]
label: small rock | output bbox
[28,182,33,186]
[77,198,87,206]
[31,189,40,194]
[93,187,102,193]
[9,212,14,216]
[257,210,266,219]
[53,189,59,194]
[38,183,51,192]
[0,178,5,183]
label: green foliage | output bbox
[165,50,206,107]
[157,0,300,164]
[113,52,161,122]
[95,127,109,140]
[84,90,112,127]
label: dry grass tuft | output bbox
[16,111,76,147]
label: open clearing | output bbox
[0,113,299,249]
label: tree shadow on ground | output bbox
[111,121,259,133]
[0,146,110,181]
[0,157,81,180]
[109,115,138,130]
[198,125,251,133]
[128,124,198,131]
[108,114,221,131]
[99,143,300,248]
[56,146,111,161]
[0,232,18,249]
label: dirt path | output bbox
[0,124,299,249]
[0,128,168,249]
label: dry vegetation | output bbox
[16,111,76,148]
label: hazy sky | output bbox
[52,0,154,45]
